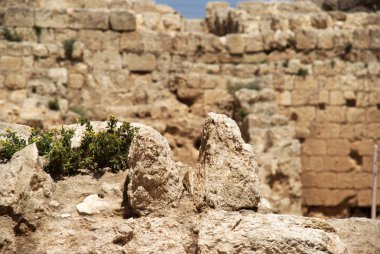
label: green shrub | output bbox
[0,116,137,180]
[228,81,261,93]
[3,28,22,42]
[234,107,248,122]
[62,39,76,60]
[33,26,42,42]
[48,98,60,111]
[0,129,27,162]
[296,68,309,78]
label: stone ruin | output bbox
[0,0,379,218]
[0,114,379,253]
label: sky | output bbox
[155,0,288,19]
[155,0,240,18]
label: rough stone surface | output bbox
[127,123,183,216]
[109,10,136,31]
[195,113,261,211]
[197,210,347,254]
[0,144,54,224]
[76,194,111,215]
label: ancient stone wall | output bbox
[0,0,379,217]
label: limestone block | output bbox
[0,56,22,71]
[295,29,318,50]
[302,156,324,171]
[69,9,108,30]
[4,7,34,27]
[48,68,68,84]
[226,34,245,54]
[109,10,136,31]
[353,28,370,49]
[329,90,345,105]
[312,123,341,138]
[245,33,264,53]
[311,13,332,29]
[120,31,143,52]
[346,108,366,123]
[35,9,68,28]
[316,106,346,123]
[358,190,380,206]
[292,90,319,105]
[32,44,48,57]
[326,139,350,155]
[324,156,355,172]
[195,113,261,211]
[162,13,182,31]
[5,73,26,90]
[318,29,334,49]
[123,53,156,72]
[68,73,85,89]
[333,30,353,49]
[370,28,380,49]
[289,15,312,30]
[302,139,326,155]
[76,194,111,215]
[92,49,122,71]
[303,188,356,206]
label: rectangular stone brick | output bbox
[245,33,264,53]
[316,106,346,123]
[302,156,324,171]
[109,10,136,31]
[326,139,350,155]
[292,90,319,106]
[366,107,380,123]
[303,188,357,206]
[123,53,156,72]
[302,172,337,188]
[0,56,22,71]
[294,76,318,89]
[346,108,366,123]
[302,139,327,155]
[69,9,108,30]
[329,90,345,106]
[226,34,245,54]
[366,124,380,139]
[296,29,318,50]
[352,140,374,156]
[317,29,334,49]
[358,189,380,206]
[352,28,370,49]
[340,124,355,139]
[5,7,35,27]
[311,123,340,138]
[120,31,144,53]
[324,156,355,172]
[35,9,68,28]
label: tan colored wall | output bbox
[0,0,379,217]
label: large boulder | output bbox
[197,210,347,254]
[195,113,261,211]
[127,124,183,216]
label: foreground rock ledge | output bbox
[0,117,379,254]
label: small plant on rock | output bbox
[228,81,261,93]
[3,28,22,42]
[48,98,60,111]
[62,38,76,60]
[0,129,27,162]
[296,68,309,78]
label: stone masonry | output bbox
[0,0,379,217]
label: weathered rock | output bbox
[109,10,136,31]
[197,210,347,254]
[328,218,380,254]
[0,122,31,141]
[122,217,193,253]
[195,113,261,211]
[127,124,183,216]
[76,194,111,215]
[0,144,54,225]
